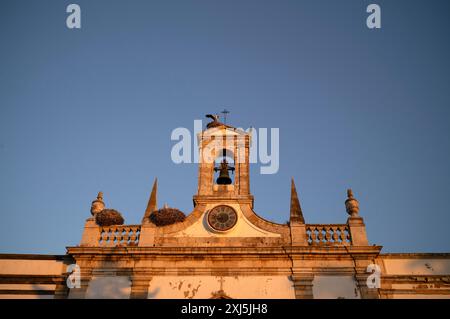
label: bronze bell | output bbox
[215,159,234,185]
[216,169,232,185]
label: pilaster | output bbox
[80,218,100,247]
[138,223,156,246]
[347,216,369,246]
[130,273,151,299]
[291,274,314,299]
[68,267,93,299]
[290,223,308,246]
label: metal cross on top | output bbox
[221,109,230,125]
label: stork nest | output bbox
[95,209,124,226]
[206,121,224,129]
[149,207,186,226]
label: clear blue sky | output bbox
[1,0,449,254]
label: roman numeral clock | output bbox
[207,205,238,232]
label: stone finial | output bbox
[90,191,105,216]
[290,178,305,223]
[142,178,158,223]
[345,188,360,217]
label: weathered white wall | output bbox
[382,258,450,275]
[312,276,360,299]
[84,276,132,299]
[0,284,56,290]
[0,259,66,275]
[0,294,54,299]
[148,276,295,299]
[0,258,66,299]
[378,257,450,299]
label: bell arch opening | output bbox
[213,148,235,185]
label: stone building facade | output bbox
[1,118,449,299]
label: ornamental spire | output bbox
[290,178,305,224]
[142,178,158,222]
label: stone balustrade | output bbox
[98,225,141,247]
[83,221,356,248]
[306,224,351,246]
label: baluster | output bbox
[122,227,128,244]
[317,227,325,244]
[325,226,332,243]
[105,227,110,246]
[119,227,126,245]
[339,227,346,243]
[135,229,140,244]
[310,227,317,244]
[306,227,312,244]
[129,227,136,245]
[111,227,116,247]
[345,227,351,244]
[98,229,103,246]
[332,226,339,243]
[116,227,122,246]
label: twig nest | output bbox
[206,121,224,129]
[149,207,186,226]
[95,209,125,226]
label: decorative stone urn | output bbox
[90,192,105,216]
[345,189,359,217]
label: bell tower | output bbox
[193,114,253,207]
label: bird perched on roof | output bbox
[205,114,222,129]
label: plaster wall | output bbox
[312,275,360,299]
[84,276,132,299]
[381,258,450,275]
[147,276,295,299]
[0,259,66,275]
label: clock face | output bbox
[207,205,238,231]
